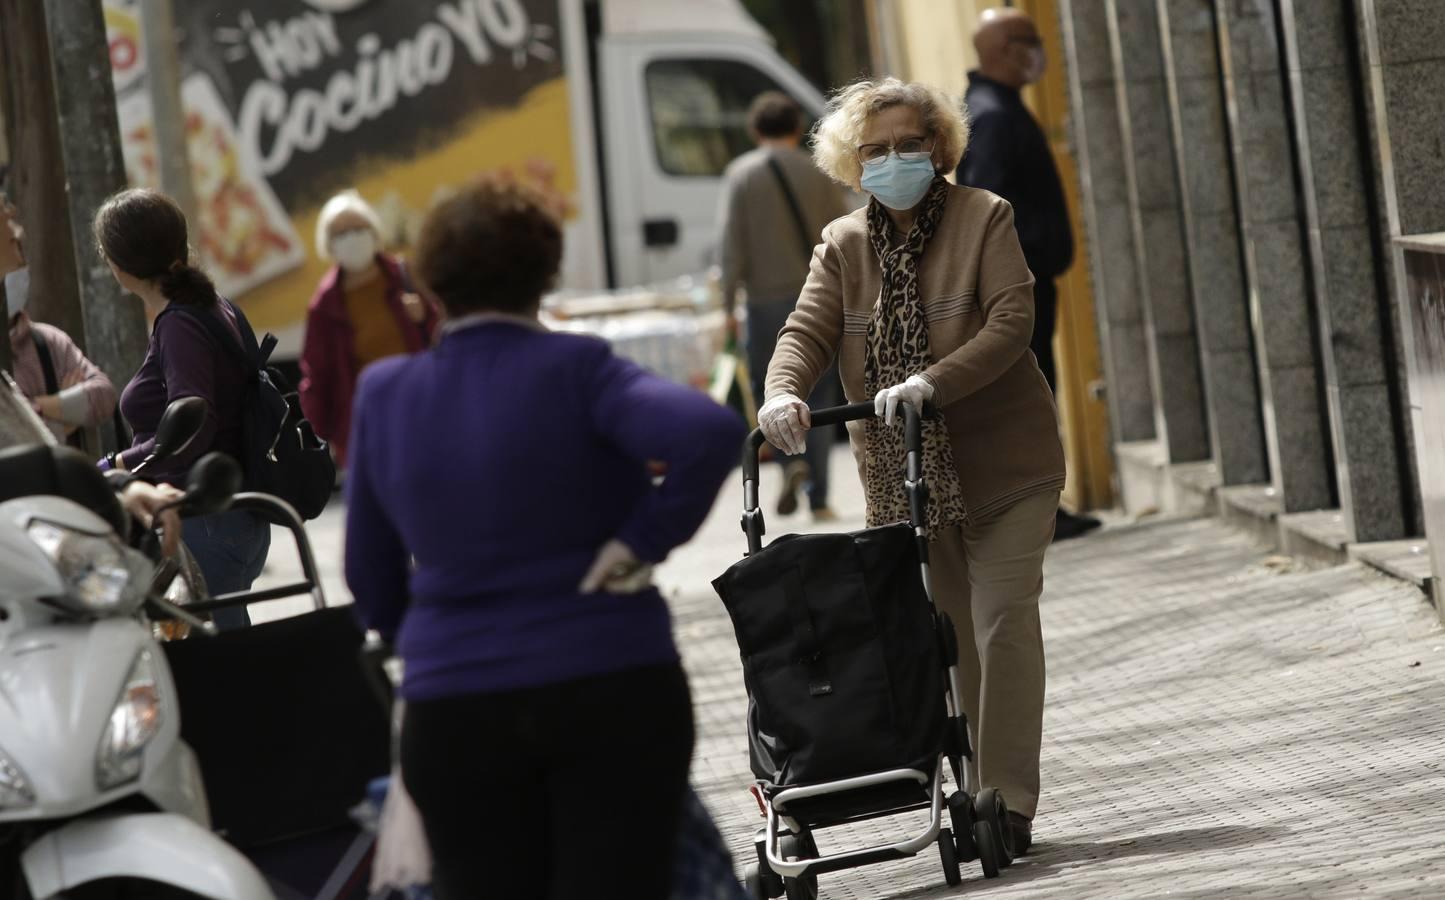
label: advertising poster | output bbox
[103,0,574,349]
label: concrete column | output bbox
[1103,0,1211,465]
[44,0,148,439]
[1215,0,1334,513]
[1276,0,1411,542]
[1058,0,1157,449]
[1359,0,1445,606]
[1350,0,1422,540]
[1156,0,1269,487]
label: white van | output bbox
[573,0,828,288]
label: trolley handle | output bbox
[742,402,869,482]
[741,400,936,555]
[184,492,328,616]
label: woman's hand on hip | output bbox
[580,539,653,594]
[874,375,935,426]
[758,393,811,456]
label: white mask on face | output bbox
[1023,46,1047,84]
[5,266,29,320]
[330,229,378,273]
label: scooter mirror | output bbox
[184,452,242,517]
[148,397,209,466]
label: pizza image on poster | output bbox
[103,0,146,96]
[117,73,306,297]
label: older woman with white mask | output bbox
[298,190,438,468]
[757,78,1065,856]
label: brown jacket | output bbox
[765,183,1065,523]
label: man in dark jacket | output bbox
[958,7,1099,542]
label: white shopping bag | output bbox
[370,703,432,894]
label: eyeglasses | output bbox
[857,136,934,168]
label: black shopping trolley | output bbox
[158,491,394,899]
[712,401,1013,899]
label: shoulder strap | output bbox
[161,301,275,372]
[226,300,278,367]
[31,329,88,450]
[766,155,815,264]
[31,331,58,396]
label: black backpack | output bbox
[166,301,335,520]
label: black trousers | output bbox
[401,663,695,900]
[1031,278,1059,395]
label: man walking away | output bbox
[958,7,1101,541]
[718,91,849,522]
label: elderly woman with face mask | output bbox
[757,78,1065,855]
[299,190,439,468]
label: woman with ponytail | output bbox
[94,188,269,629]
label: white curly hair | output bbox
[314,189,384,260]
[811,78,970,189]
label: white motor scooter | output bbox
[0,395,274,899]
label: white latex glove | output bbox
[874,374,935,426]
[757,393,811,456]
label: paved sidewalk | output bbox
[661,449,1445,898]
[260,448,1445,896]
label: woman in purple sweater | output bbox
[344,177,743,899]
[94,189,268,630]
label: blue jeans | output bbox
[746,298,841,511]
[182,510,271,631]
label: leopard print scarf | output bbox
[862,176,968,537]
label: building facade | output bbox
[1057,0,1445,613]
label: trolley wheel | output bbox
[753,834,784,897]
[938,826,962,887]
[973,820,1001,879]
[780,833,818,900]
[975,787,1015,868]
[947,791,978,863]
[744,863,778,900]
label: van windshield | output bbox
[645,58,810,177]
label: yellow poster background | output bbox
[240,76,576,334]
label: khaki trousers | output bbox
[930,490,1057,819]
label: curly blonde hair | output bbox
[811,78,970,189]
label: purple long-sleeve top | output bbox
[119,299,248,485]
[344,318,744,700]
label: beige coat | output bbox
[764,183,1066,523]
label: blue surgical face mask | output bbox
[860,153,937,211]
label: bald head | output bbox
[974,7,1044,89]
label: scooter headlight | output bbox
[26,521,132,614]
[0,746,35,809]
[96,649,163,791]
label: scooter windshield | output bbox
[0,370,56,451]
